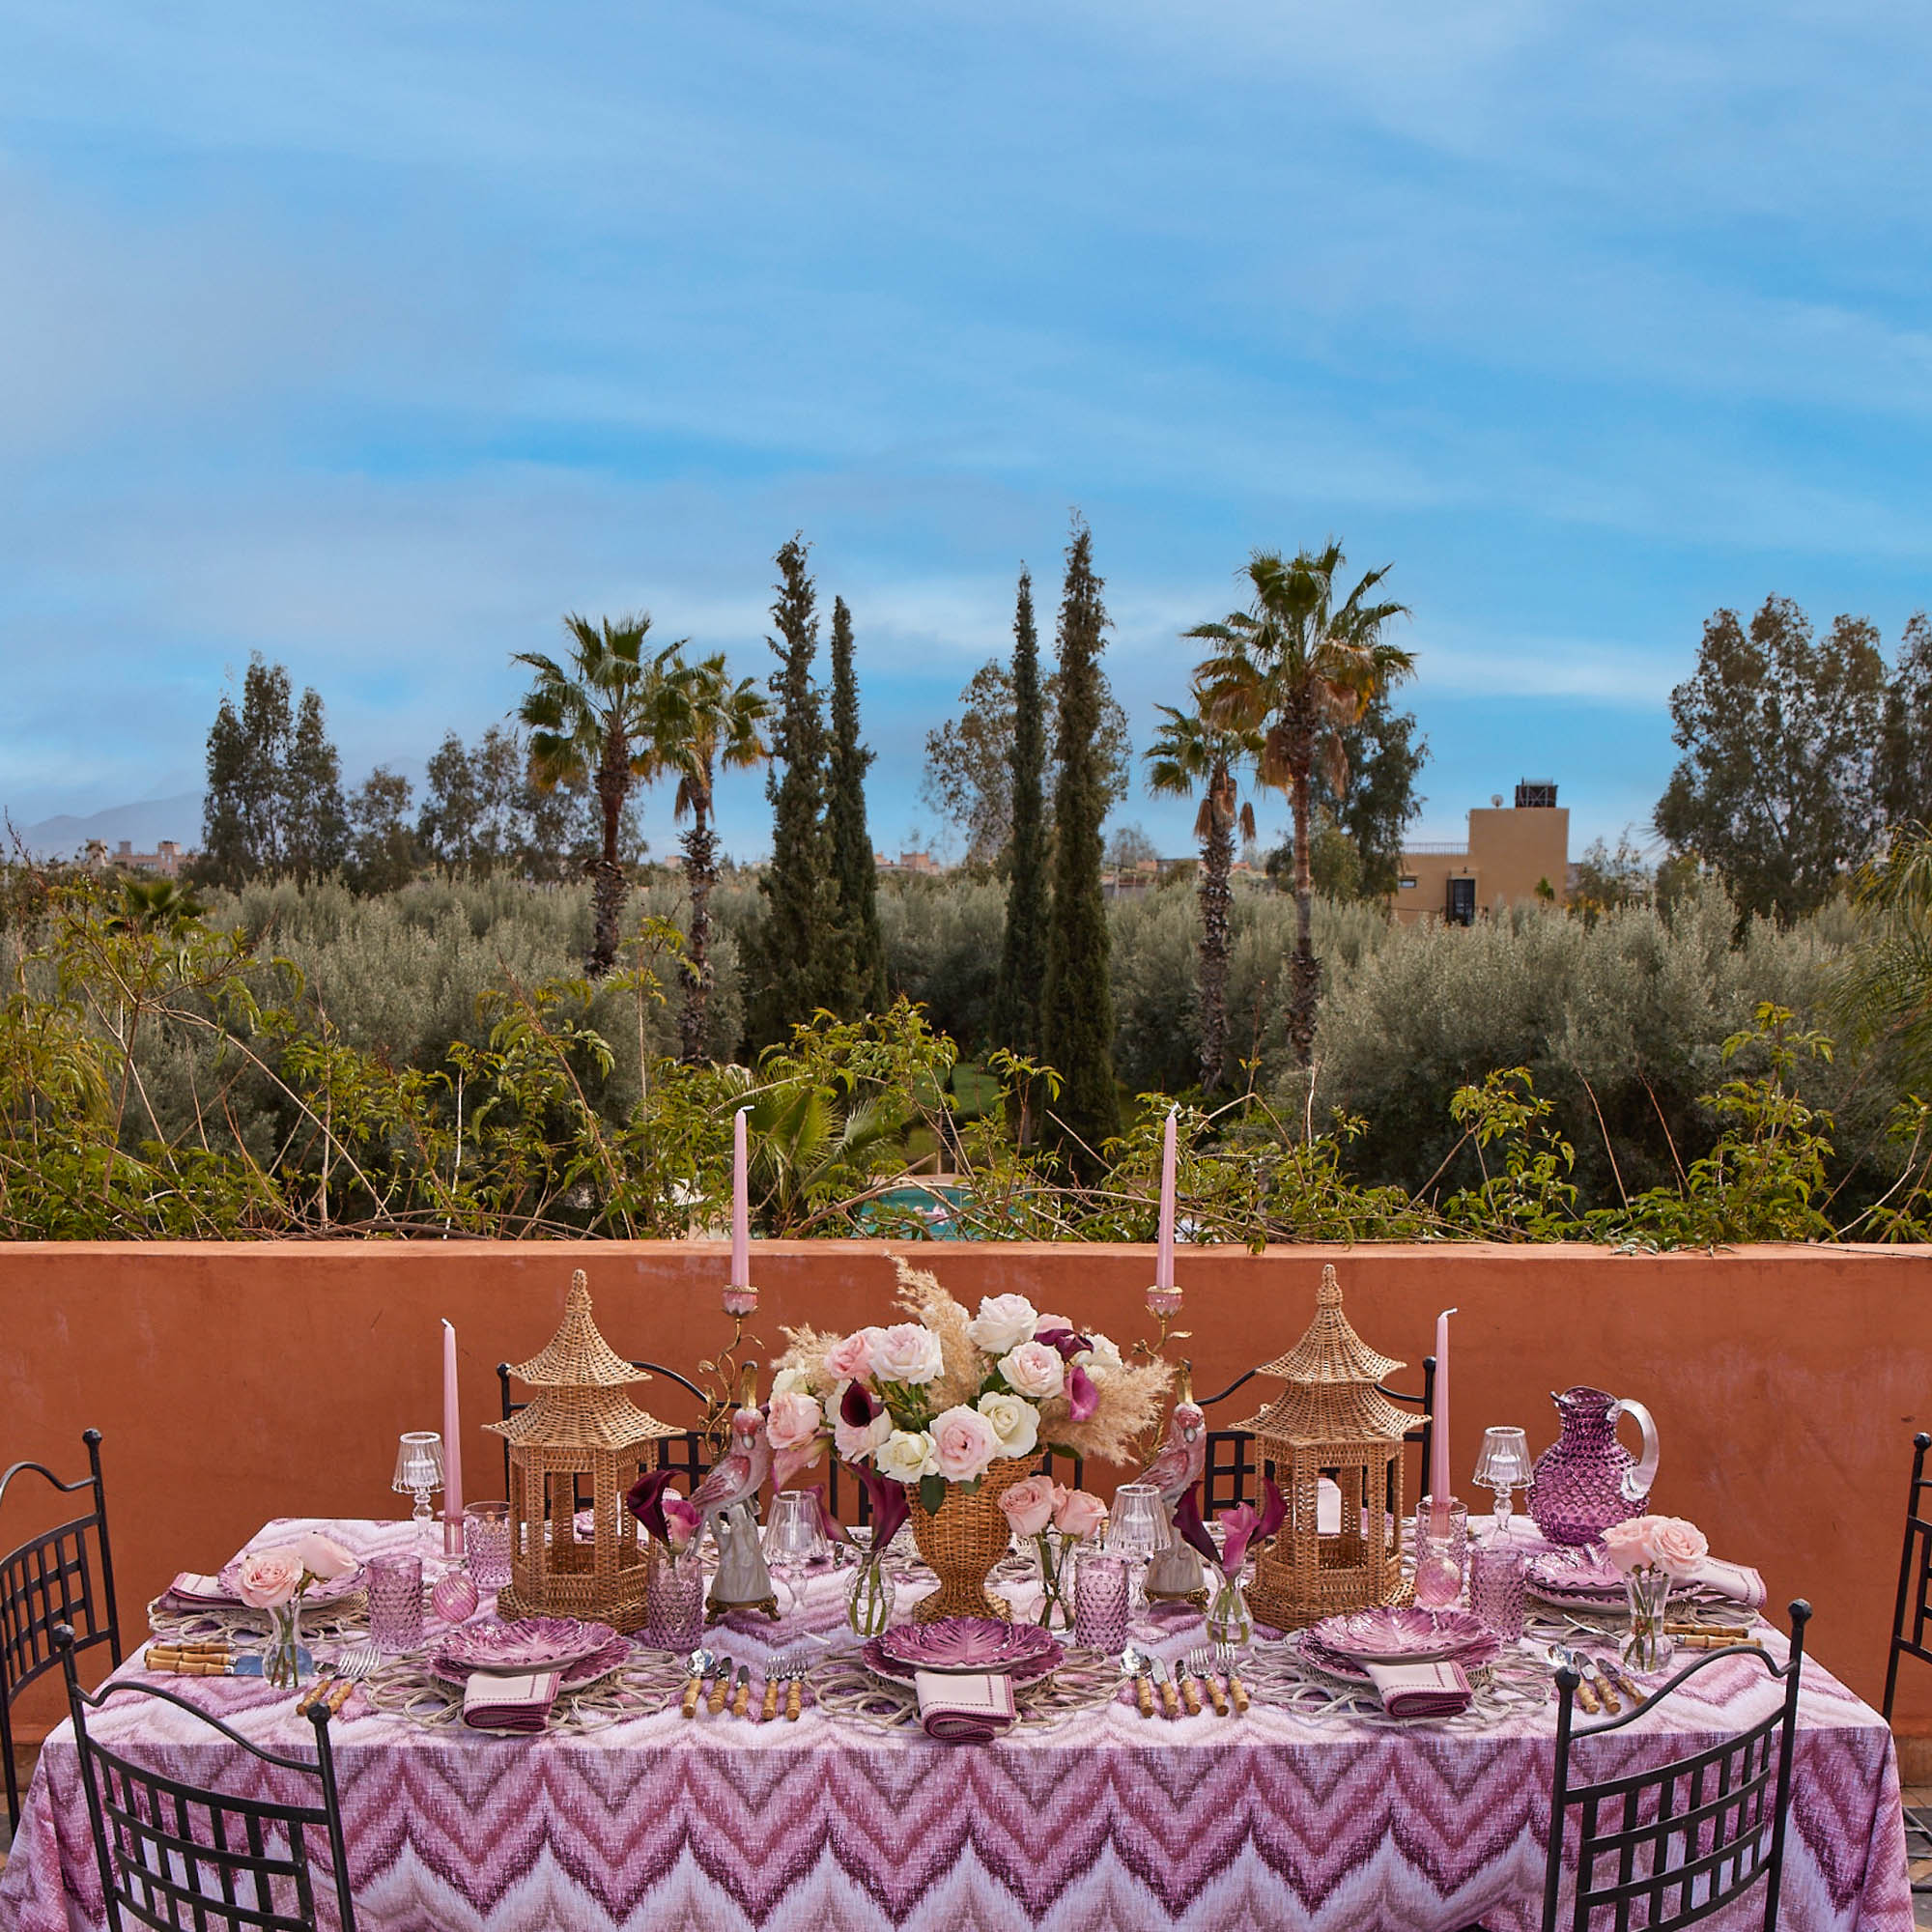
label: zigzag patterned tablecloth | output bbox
[0,1518,1912,1932]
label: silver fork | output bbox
[1214,1641,1250,1715]
[779,1652,807,1721]
[331,1640,381,1680]
[1187,1645,1229,1716]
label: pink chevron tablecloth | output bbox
[0,1517,1912,1932]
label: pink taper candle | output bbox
[1430,1306,1457,1535]
[1155,1106,1178,1291]
[731,1106,751,1288]
[441,1318,465,1555]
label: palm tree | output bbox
[653,652,771,1062]
[514,612,677,978]
[1191,544,1412,1066]
[1146,701,1263,1093]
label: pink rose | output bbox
[998,1341,1065,1401]
[1032,1313,1074,1336]
[766,1390,824,1452]
[835,1405,892,1462]
[1601,1516,1662,1576]
[1650,1516,1710,1580]
[930,1405,1003,1483]
[822,1330,873,1383]
[234,1548,304,1609]
[293,1531,356,1581]
[867,1322,944,1386]
[663,1496,701,1552]
[999,1473,1066,1539]
[1053,1489,1106,1540]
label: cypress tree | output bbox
[994,567,1048,1058]
[1039,519,1121,1177]
[284,689,349,883]
[827,595,888,1014]
[749,536,844,1046]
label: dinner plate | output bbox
[427,1634,632,1693]
[217,1558,367,1607]
[859,1635,1061,1690]
[875,1616,1063,1676]
[1291,1627,1500,1688]
[1309,1605,1493,1664]
[436,1616,620,1674]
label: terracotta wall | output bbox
[4,1239,1930,1750]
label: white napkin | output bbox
[167,1572,242,1606]
[1688,1557,1766,1609]
[1362,1659,1472,1719]
[462,1669,562,1733]
[914,1671,1016,1743]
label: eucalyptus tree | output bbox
[514,611,676,977]
[1145,700,1263,1093]
[654,651,771,1061]
[1192,544,1412,1066]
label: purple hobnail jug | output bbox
[1525,1386,1661,1547]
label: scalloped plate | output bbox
[217,1558,366,1608]
[1293,1626,1500,1687]
[1526,1547,1626,1599]
[860,1634,1061,1689]
[875,1616,1063,1675]
[1310,1605,1494,1664]
[435,1616,619,1674]
[428,1634,632,1693]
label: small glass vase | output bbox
[846,1556,895,1639]
[265,1597,306,1690]
[1034,1532,1078,1632]
[646,1545,706,1653]
[1206,1571,1253,1648]
[1622,1566,1674,1674]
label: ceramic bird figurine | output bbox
[1140,1365,1211,1606]
[690,1399,773,1523]
[696,1368,781,1621]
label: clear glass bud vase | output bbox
[1621,1566,1674,1674]
[846,1557,895,1638]
[1035,1533,1078,1632]
[265,1598,305,1690]
[1207,1572,1253,1648]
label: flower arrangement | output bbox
[624,1470,703,1555]
[1000,1474,1106,1630]
[1174,1480,1288,1647]
[1602,1514,1709,1672]
[234,1531,357,1689]
[773,1260,1173,1518]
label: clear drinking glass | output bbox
[1074,1552,1129,1652]
[1467,1539,1527,1638]
[1472,1427,1533,1538]
[761,1490,829,1616]
[464,1502,512,1593]
[367,1552,425,1654]
[1413,1496,1469,1609]
[1105,1483,1170,1609]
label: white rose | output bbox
[1078,1332,1124,1378]
[867,1322,945,1386]
[977,1390,1040,1460]
[771,1366,811,1397]
[999,1341,1066,1401]
[875,1429,940,1483]
[965,1293,1038,1355]
[835,1406,892,1462]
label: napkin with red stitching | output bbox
[1363,1659,1472,1719]
[914,1670,1016,1743]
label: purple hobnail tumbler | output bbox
[464,1503,512,1593]
[368,1553,425,1654]
[1467,1540,1527,1639]
[1075,1553,1129,1652]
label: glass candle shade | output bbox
[367,1553,425,1654]
[1472,1426,1533,1537]
[1074,1553,1130,1653]
[761,1491,831,1572]
[391,1433,444,1544]
[1412,1496,1469,1609]
[463,1502,513,1593]
[1467,1540,1527,1639]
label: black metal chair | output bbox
[1540,1602,1810,1932]
[54,1624,355,1932]
[497,1360,709,1507]
[1881,1430,1932,1900]
[1197,1355,1436,1517]
[2,1428,123,1833]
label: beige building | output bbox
[1391,781,1569,925]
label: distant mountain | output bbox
[10,792,205,861]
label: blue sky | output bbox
[2,2,1928,862]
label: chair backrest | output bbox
[1884,1430,1932,1722]
[55,1625,356,1932]
[1543,1602,1810,1932]
[1197,1357,1436,1516]
[497,1361,709,1503]
[2,1428,122,1833]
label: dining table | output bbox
[0,1515,1913,1932]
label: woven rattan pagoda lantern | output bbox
[1244,1264,1411,1632]
[486,1270,675,1633]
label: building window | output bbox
[1398,876,1417,890]
[1447,877,1477,926]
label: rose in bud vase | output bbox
[771,1260,1171,1622]
[1174,1481,1288,1651]
[1603,1514,1710,1673]
[235,1532,357,1689]
[1001,1476,1106,1631]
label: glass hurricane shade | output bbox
[1472,1426,1531,1530]
[392,1432,445,1522]
[762,1491,830,1571]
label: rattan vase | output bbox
[909,1456,1031,1623]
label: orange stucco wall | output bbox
[4,1239,1929,1749]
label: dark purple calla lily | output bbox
[1172,1483,1222,1573]
[840,1379,881,1430]
[1035,1327,1093,1361]
[854,1463,911,1548]
[1220,1478,1289,1577]
[1065,1362,1099,1423]
[625,1468,678,1546]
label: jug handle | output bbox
[1612,1399,1660,1502]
